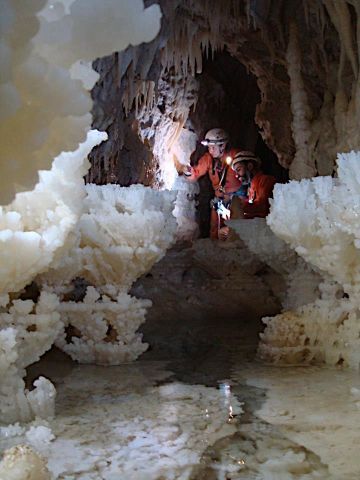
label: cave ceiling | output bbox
[88,0,358,186]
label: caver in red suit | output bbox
[187,148,241,239]
[230,151,276,219]
[242,172,276,218]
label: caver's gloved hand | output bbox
[218,226,229,240]
[216,202,231,220]
[183,165,193,176]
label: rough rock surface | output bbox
[88,0,358,183]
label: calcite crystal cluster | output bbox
[0,293,59,425]
[0,0,172,429]
[0,164,177,422]
[56,288,151,365]
[0,130,106,294]
[0,130,106,426]
[260,151,360,368]
[44,184,177,365]
[0,0,161,205]
[0,445,51,480]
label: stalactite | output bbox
[303,0,310,29]
[303,0,328,69]
[303,0,327,37]
[309,90,337,176]
[333,1,358,79]
[347,0,360,69]
[160,0,238,80]
[90,0,359,187]
[324,0,358,86]
[319,1,327,35]
[173,114,188,148]
[317,0,360,156]
[286,22,316,179]
[245,0,256,29]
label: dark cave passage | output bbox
[185,49,288,237]
[188,49,288,179]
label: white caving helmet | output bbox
[201,128,229,147]
[231,150,261,170]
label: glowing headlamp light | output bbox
[225,156,232,165]
[201,138,228,146]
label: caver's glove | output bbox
[218,226,230,240]
[217,202,231,220]
[183,165,193,177]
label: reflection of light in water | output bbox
[219,382,231,400]
[229,455,246,466]
[228,405,234,423]
[219,382,235,422]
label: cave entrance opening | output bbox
[188,49,288,237]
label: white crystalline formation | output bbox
[0,130,107,426]
[262,151,360,368]
[0,0,161,204]
[40,184,177,365]
[56,288,151,365]
[172,175,200,241]
[0,445,51,480]
[0,293,59,425]
[0,138,177,422]
[0,0,170,429]
[0,173,177,424]
[0,130,107,295]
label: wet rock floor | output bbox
[4,313,359,479]
[2,241,360,479]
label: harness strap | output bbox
[219,164,228,188]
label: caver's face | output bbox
[246,160,256,173]
[234,162,247,178]
[208,143,226,158]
